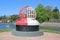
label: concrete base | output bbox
[12,30,43,37]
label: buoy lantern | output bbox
[12,6,43,37]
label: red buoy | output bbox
[12,6,43,37]
[15,6,39,31]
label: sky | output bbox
[0,0,60,16]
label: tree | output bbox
[35,4,49,23]
[0,15,7,20]
[9,14,19,22]
[59,13,60,19]
[3,15,7,19]
[52,7,59,19]
[45,6,52,13]
[45,6,53,19]
[0,16,3,20]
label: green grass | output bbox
[40,27,60,34]
[0,28,15,32]
[0,26,60,34]
[41,29,60,34]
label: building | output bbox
[0,19,10,23]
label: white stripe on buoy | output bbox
[27,18,39,25]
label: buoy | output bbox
[12,6,43,37]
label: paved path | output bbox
[0,32,60,40]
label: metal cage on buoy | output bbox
[19,6,36,19]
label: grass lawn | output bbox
[0,27,60,34]
[40,27,60,34]
[0,28,15,32]
[41,29,60,34]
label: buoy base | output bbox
[16,25,39,31]
[12,30,43,37]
